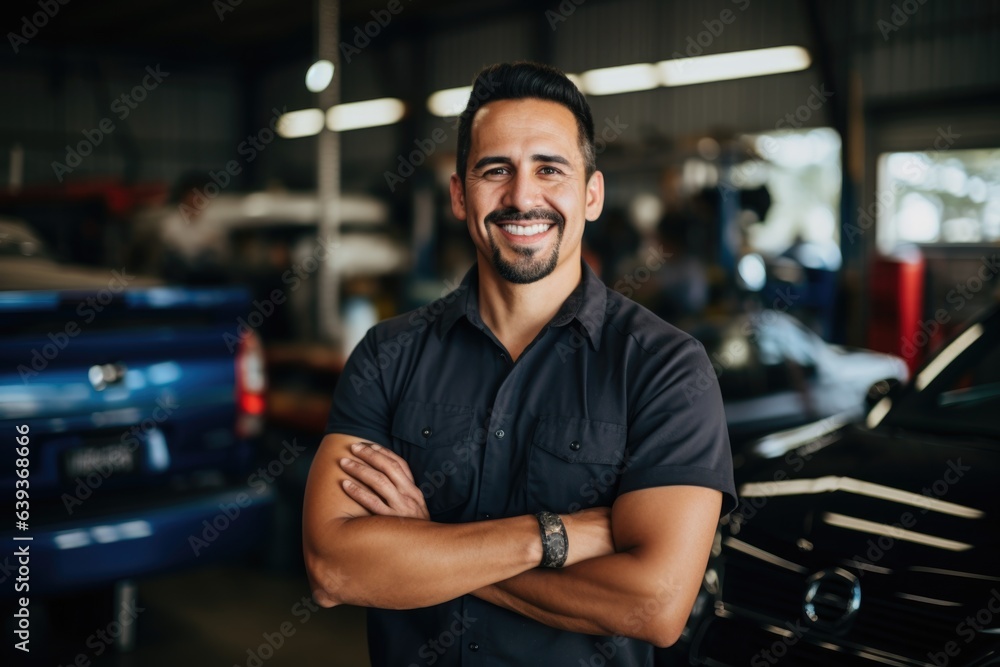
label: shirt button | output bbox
[484,513,492,519]
[495,429,505,439]
[421,427,432,438]
[469,642,480,651]
[569,440,581,451]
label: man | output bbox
[303,62,736,666]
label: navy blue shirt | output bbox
[326,259,736,666]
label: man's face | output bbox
[450,98,603,285]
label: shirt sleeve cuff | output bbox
[325,423,392,448]
[619,465,738,516]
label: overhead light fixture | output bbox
[659,45,811,87]
[427,76,589,117]
[424,45,810,116]
[427,86,473,117]
[327,98,406,132]
[305,59,335,93]
[276,108,325,139]
[580,63,660,96]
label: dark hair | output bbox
[455,61,596,184]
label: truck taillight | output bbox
[235,331,266,438]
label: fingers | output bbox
[350,442,416,484]
[340,457,406,507]
[341,477,391,515]
[339,442,431,520]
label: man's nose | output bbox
[500,170,540,212]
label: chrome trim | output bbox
[88,362,128,391]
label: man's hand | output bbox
[339,442,430,520]
[339,443,613,565]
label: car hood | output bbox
[730,423,999,593]
[0,257,162,290]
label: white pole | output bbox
[316,0,341,344]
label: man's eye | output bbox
[485,167,509,176]
[539,166,561,175]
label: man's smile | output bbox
[495,221,556,242]
[484,207,564,249]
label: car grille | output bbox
[703,547,989,666]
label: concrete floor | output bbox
[28,566,369,667]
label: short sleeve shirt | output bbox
[326,259,737,667]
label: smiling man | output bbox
[303,62,736,666]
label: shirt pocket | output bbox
[527,415,628,513]
[390,400,474,517]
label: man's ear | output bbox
[449,173,467,221]
[585,170,605,222]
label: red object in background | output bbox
[235,330,267,439]
[0,180,169,214]
[867,250,926,374]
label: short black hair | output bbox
[455,61,596,184]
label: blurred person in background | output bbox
[158,171,230,284]
[623,190,708,325]
[304,61,735,666]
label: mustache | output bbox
[485,208,564,226]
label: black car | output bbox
[692,310,908,459]
[681,302,1000,666]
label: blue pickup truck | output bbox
[0,220,272,652]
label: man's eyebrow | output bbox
[472,154,572,171]
[532,153,571,167]
[472,156,513,171]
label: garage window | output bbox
[876,147,1000,252]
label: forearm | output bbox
[306,514,542,610]
[472,549,684,645]
[472,486,723,648]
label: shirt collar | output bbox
[438,259,606,351]
[438,263,480,336]
[547,259,606,350]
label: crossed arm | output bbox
[302,432,721,647]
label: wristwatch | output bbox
[535,511,568,568]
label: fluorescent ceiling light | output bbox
[659,45,811,87]
[305,59,335,93]
[823,512,973,552]
[425,45,810,113]
[427,86,473,117]
[328,98,406,132]
[580,63,659,96]
[428,76,587,117]
[276,108,325,139]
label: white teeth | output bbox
[501,223,551,236]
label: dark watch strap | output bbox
[535,511,568,568]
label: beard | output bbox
[483,207,565,284]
